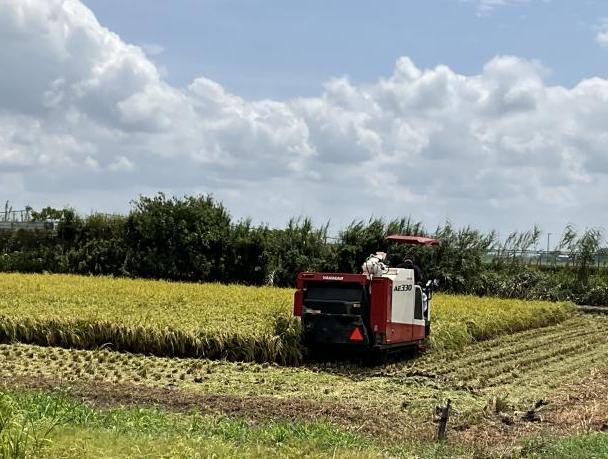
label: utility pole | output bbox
[546,233,552,265]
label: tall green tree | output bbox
[125,193,231,281]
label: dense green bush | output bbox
[124,194,232,281]
[1,194,606,305]
[265,218,333,287]
[222,220,272,285]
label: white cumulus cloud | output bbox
[463,0,548,16]
[140,43,165,56]
[596,19,608,48]
[0,0,606,233]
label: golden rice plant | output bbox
[0,273,299,364]
[429,294,575,351]
[0,274,574,362]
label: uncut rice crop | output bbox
[0,274,299,364]
[0,274,574,363]
[429,294,575,351]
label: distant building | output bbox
[0,221,56,231]
[0,207,57,232]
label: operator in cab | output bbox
[397,257,428,319]
[397,258,424,285]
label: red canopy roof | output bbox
[385,235,440,246]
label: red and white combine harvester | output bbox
[293,235,440,356]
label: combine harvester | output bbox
[294,235,439,358]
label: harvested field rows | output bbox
[0,315,605,429]
[406,314,608,394]
[0,273,573,363]
[1,320,607,459]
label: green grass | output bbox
[5,387,602,458]
[0,389,375,458]
[0,389,480,459]
[0,391,608,459]
[522,434,608,458]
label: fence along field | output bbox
[0,273,574,364]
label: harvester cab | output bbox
[293,235,439,356]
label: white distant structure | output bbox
[0,205,55,231]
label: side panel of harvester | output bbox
[369,277,390,344]
[369,269,426,346]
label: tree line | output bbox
[1,193,606,305]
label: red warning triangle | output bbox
[349,327,364,342]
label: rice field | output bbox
[429,295,574,351]
[0,273,574,363]
[1,315,605,432]
[0,273,299,364]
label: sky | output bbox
[1,0,608,239]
